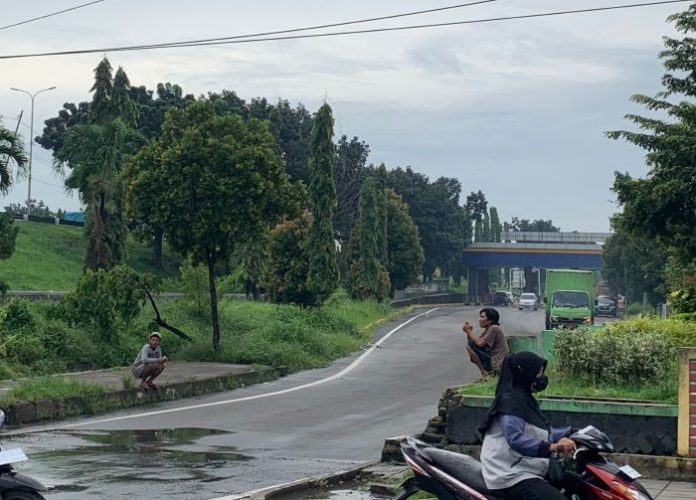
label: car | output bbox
[519,292,538,311]
[493,291,510,306]
[595,295,617,317]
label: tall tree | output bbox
[489,207,502,242]
[602,216,666,304]
[348,177,390,300]
[334,135,371,243]
[386,189,423,294]
[306,103,339,304]
[89,57,114,124]
[386,168,470,280]
[111,67,138,127]
[482,211,491,242]
[0,124,27,192]
[125,100,294,350]
[607,4,696,265]
[59,119,143,269]
[375,164,389,267]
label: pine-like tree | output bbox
[348,177,390,300]
[482,211,491,242]
[375,164,389,268]
[306,103,339,304]
[112,67,138,126]
[89,58,114,124]
[489,207,501,242]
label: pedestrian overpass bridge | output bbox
[462,231,608,269]
[462,231,610,300]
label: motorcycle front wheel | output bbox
[2,490,46,500]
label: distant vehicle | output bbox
[545,269,596,329]
[493,291,510,306]
[505,291,513,304]
[519,292,538,311]
[595,295,617,317]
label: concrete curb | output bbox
[4,366,280,426]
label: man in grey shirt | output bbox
[131,332,168,389]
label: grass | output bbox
[0,377,105,407]
[133,290,399,373]
[0,220,180,290]
[458,367,678,404]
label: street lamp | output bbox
[10,85,57,218]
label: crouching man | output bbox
[131,331,167,390]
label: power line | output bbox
[118,0,502,50]
[0,0,106,31]
[0,0,689,60]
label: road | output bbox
[5,306,545,499]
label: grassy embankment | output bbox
[0,222,406,403]
[0,221,179,290]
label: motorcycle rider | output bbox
[479,351,576,500]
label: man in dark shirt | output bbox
[463,307,509,379]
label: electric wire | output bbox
[0,0,106,32]
[0,0,689,60]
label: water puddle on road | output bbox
[275,483,389,500]
[9,427,252,498]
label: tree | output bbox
[306,103,339,304]
[348,177,390,300]
[482,211,491,242]
[58,119,143,269]
[0,124,27,193]
[489,207,502,242]
[334,135,371,243]
[386,189,423,294]
[607,4,696,265]
[504,217,560,232]
[0,213,18,294]
[90,57,114,124]
[269,100,312,183]
[266,213,314,305]
[125,100,294,351]
[602,216,666,304]
[386,168,471,280]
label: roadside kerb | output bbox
[3,365,280,426]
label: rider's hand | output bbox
[462,322,473,334]
[161,356,168,364]
[550,438,576,455]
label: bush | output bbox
[625,303,657,316]
[554,328,673,384]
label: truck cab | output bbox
[544,269,596,329]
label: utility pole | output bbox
[10,86,56,218]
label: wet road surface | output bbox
[5,306,544,499]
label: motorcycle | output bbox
[0,411,47,500]
[398,425,653,500]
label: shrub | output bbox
[625,303,656,316]
[554,328,673,384]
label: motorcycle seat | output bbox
[423,447,506,500]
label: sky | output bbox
[0,0,687,231]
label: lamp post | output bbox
[10,85,57,218]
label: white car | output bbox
[519,292,538,311]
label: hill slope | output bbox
[0,221,179,290]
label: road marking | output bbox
[53,307,439,429]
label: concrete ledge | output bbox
[4,366,279,426]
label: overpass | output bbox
[462,232,610,301]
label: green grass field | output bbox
[0,220,179,290]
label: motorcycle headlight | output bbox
[583,317,592,324]
[551,316,559,322]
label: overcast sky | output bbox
[0,0,686,231]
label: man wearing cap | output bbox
[131,332,167,390]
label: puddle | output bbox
[274,481,390,500]
[8,427,253,498]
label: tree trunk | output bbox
[207,251,221,352]
[152,226,163,270]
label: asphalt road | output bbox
[5,306,545,499]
